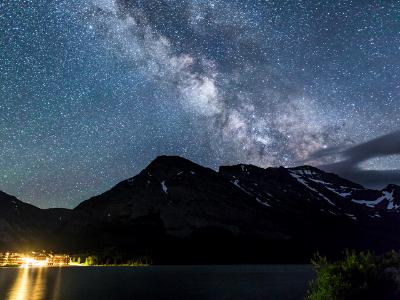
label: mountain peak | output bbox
[0,190,16,199]
[288,165,325,174]
[144,155,207,174]
[384,184,400,191]
[151,155,190,163]
[0,190,24,206]
[121,155,218,186]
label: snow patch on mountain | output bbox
[352,196,385,207]
[352,190,399,210]
[289,171,336,206]
[344,213,357,220]
[308,178,353,197]
[231,179,271,207]
[161,181,168,194]
[384,191,399,210]
[231,180,252,196]
[256,197,271,207]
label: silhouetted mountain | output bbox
[1,156,399,263]
[0,191,70,251]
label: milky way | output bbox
[1,0,399,207]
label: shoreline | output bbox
[0,263,312,268]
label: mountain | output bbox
[1,156,399,263]
[0,191,70,251]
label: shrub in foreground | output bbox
[307,250,400,300]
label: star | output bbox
[0,0,399,207]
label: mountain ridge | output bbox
[1,155,399,263]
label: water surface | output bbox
[0,265,314,300]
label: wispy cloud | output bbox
[308,130,400,187]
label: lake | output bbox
[0,265,314,300]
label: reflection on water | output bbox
[51,268,62,300]
[0,265,314,300]
[6,267,61,300]
[8,267,30,300]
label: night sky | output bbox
[1,0,399,208]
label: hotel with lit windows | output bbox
[0,252,70,267]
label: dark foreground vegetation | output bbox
[307,250,400,300]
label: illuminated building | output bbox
[0,252,70,267]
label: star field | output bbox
[0,0,399,207]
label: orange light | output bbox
[20,256,49,268]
